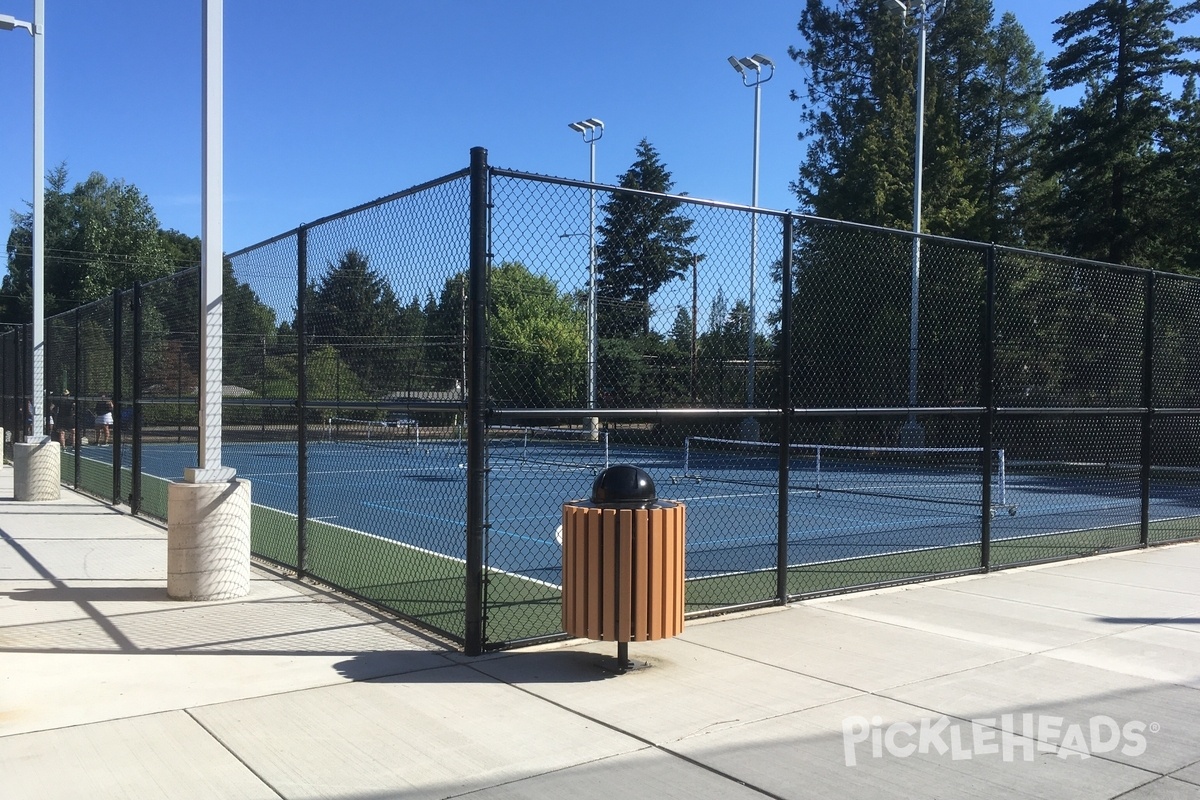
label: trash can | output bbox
[561,465,684,669]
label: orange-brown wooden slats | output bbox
[618,509,634,640]
[633,508,651,640]
[561,501,684,642]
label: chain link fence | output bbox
[2,147,1198,652]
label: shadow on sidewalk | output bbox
[333,649,620,684]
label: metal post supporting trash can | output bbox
[561,464,685,672]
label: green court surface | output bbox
[59,449,1200,646]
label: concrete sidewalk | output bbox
[1,464,1198,799]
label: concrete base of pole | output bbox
[167,478,252,601]
[13,440,61,501]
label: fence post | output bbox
[131,282,143,515]
[17,325,26,441]
[777,214,794,604]
[980,245,997,571]
[296,225,309,578]
[74,308,81,488]
[465,147,490,656]
[2,333,9,452]
[1140,271,1155,547]
[1,332,7,452]
[112,290,123,505]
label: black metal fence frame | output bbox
[1,145,1197,656]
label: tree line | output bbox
[3,0,1197,428]
[791,0,1198,267]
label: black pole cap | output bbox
[591,464,657,506]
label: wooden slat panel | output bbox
[581,508,597,635]
[561,505,572,632]
[648,507,663,640]
[664,505,679,636]
[661,506,673,637]
[633,508,651,640]
[618,509,634,642]
[599,509,614,641]
[677,504,686,634]
[563,500,685,642]
[588,508,608,639]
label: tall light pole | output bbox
[568,118,603,441]
[2,4,43,441]
[189,0,234,482]
[728,54,772,441]
[889,0,947,446]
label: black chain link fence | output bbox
[3,147,1198,652]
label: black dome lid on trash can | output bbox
[591,464,657,506]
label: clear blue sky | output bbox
[0,1,1195,255]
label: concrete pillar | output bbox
[13,439,60,501]
[167,478,252,601]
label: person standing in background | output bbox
[94,395,113,445]
[56,390,76,448]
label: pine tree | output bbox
[789,0,918,227]
[789,0,1052,242]
[594,139,698,337]
[1161,77,1200,273]
[307,249,405,394]
[1045,0,1200,265]
[979,12,1055,244]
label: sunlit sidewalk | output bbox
[2,463,1198,800]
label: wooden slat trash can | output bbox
[561,465,685,663]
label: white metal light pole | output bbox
[166,0,249,604]
[190,0,233,483]
[728,54,772,440]
[889,0,947,446]
[2,4,43,441]
[568,118,603,441]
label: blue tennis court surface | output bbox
[103,438,1200,585]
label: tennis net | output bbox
[673,436,1014,515]
[487,426,610,473]
[325,417,421,449]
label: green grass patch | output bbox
[683,517,1200,613]
[56,454,1200,647]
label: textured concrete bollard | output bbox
[167,478,252,601]
[13,440,62,501]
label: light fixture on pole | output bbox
[2,5,43,442]
[568,117,603,441]
[889,0,947,447]
[728,54,773,441]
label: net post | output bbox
[996,449,1007,507]
[815,445,822,495]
